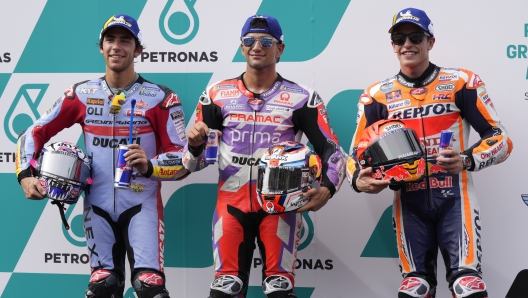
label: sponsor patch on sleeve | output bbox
[467,74,484,89]
[307,91,324,108]
[159,93,182,109]
[359,92,373,105]
[199,91,211,105]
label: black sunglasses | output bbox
[241,36,278,48]
[391,32,430,46]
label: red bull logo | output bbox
[406,177,453,191]
[372,164,411,182]
[429,163,448,174]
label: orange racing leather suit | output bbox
[346,63,513,290]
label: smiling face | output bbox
[241,33,285,71]
[391,23,435,78]
[99,27,142,75]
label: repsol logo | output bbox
[44,253,89,264]
[253,258,334,270]
[474,209,482,272]
[232,156,260,166]
[92,137,141,148]
[478,156,496,170]
[392,103,455,119]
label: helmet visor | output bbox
[364,128,423,166]
[257,166,308,195]
[39,151,91,187]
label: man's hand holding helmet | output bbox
[21,177,47,200]
[257,141,325,213]
[355,167,390,194]
[295,185,331,213]
[26,141,92,204]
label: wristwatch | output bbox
[460,154,472,171]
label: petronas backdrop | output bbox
[0,0,525,297]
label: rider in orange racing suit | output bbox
[347,7,513,298]
[348,64,513,297]
[346,42,513,298]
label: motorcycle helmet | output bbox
[31,141,92,229]
[357,118,425,184]
[257,141,322,213]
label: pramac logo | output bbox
[159,0,200,44]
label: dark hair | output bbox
[98,34,146,51]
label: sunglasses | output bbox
[391,32,430,46]
[241,36,278,48]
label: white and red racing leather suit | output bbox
[346,63,513,291]
[15,76,189,288]
[183,74,346,296]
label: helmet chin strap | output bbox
[50,201,69,230]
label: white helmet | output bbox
[33,141,92,204]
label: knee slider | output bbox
[398,277,430,298]
[85,269,122,298]
[132,270,169,298]
[452,276,487,298]
[210,275,243,296]
[262,275,293,295]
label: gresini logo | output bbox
[4,84,49,144]
[160,0,199,44]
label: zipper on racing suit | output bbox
[400,65,439,210]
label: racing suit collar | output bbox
[238,72,284,98]
[396,62,439,88]
[101,74,144,97]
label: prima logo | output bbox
[159,0,199,45]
